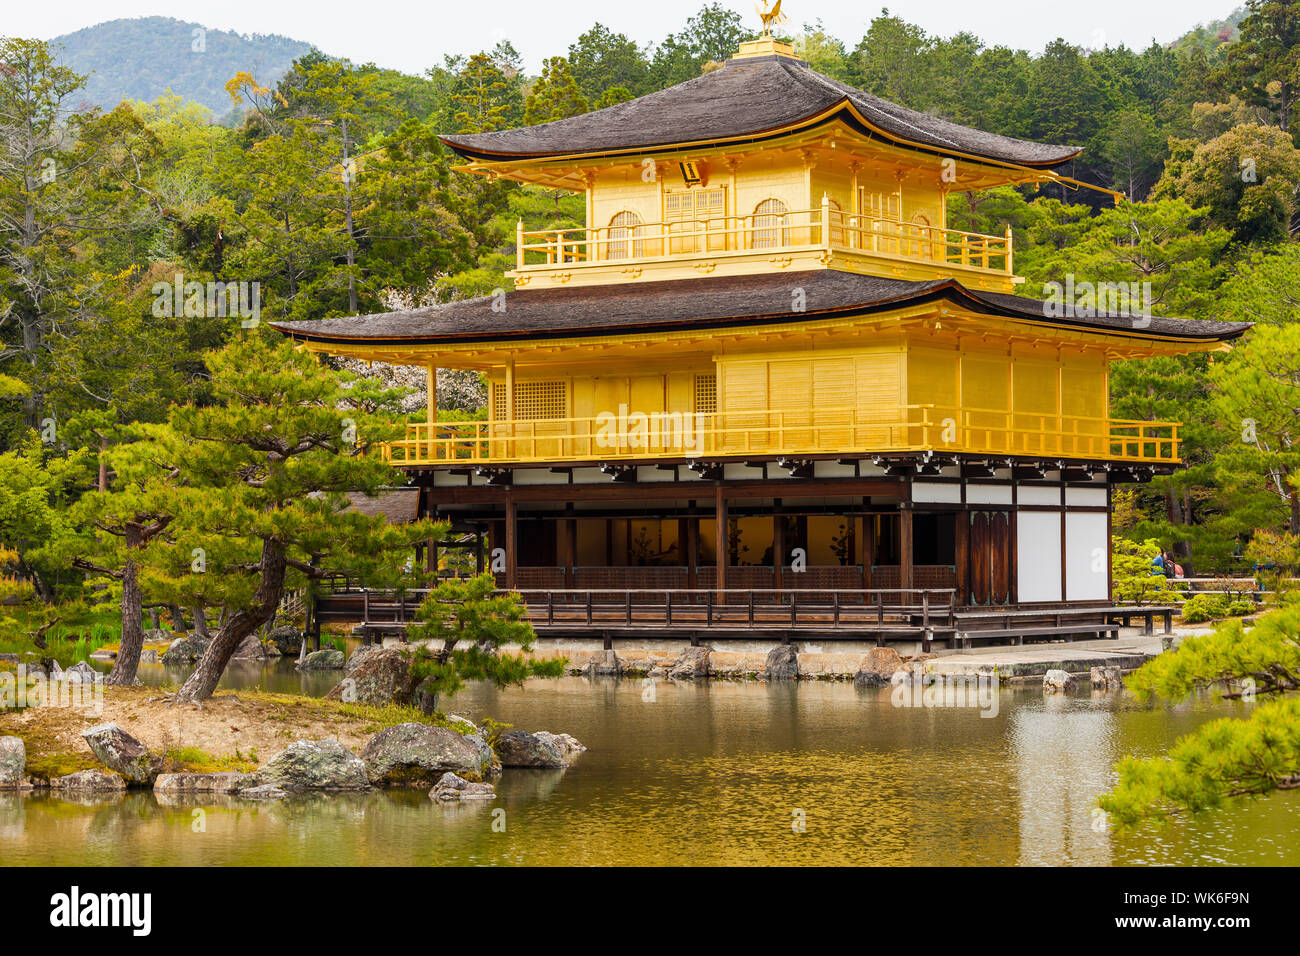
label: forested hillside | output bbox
[1,0,1299,636]
[50,16,312,116]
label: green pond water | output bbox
[4,665,1299,866]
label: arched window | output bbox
[607,210,643,260]
[752,198,790,249]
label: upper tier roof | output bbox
[440,53,1081,168]
[269,272,1250,347]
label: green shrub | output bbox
[1225,600,1255,617]
[1181,593,1229,624]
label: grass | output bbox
[0,603,123,667]
[162,746,259,774]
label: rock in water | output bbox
[764,644,799,680]
[325,647,417,705]
[0,737,26,789]
[51,769,125,791]
[240,784,291,800]
[231,633,267,662]
[1090,665,1123,689]
[1043,669,1077,693]
[361,723,496,785]
[582,649,622,677]
[258,740,370,790]
[266,626,303,657]
[80,723,162,785]
[533,732,586,760]
[430,771,496,801]
[853,669,890,687]
[667,645,712,680]
[297,648,345,670]
[495,730,566,768]
[161,637,204,665]
[153,772,258,794]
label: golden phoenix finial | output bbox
[756,0,787,36]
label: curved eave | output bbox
[269,282,1247,351]
[440,98,1081,174]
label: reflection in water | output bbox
[4,677,1298,866]
[1011,694,1118,865]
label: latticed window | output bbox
[491,380,567,420]
[752,198,789,249]
[694,373,717,414]
[607,210,644,260]
[513,380,567,420]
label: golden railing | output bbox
[516,204,1012,274]
[380,405,1179,467]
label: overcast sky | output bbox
[14,1,1238,74]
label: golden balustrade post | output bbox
[426,362,436,460]
[1005,225,1014,274]
[516,218,524,271]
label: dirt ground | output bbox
[0,684,433,774]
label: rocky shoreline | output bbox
[0,719,586,804]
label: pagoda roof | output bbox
[440,53,1080,169]
[269,272,1249,347]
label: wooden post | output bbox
[900,504,915,593]
[772,505,784,595]
[505,495,518,591]
[954,510,969,606]
[715,485,727,599]
[687,515,699,590]
[516,219,525,271]
[564,514,577,590]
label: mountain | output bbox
[1170,5,1248,55]
[49,16,314,116]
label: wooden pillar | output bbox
[475,525,485,575]
[900,504,915,593]
[426,364,436,426]
[564,512,576,590]
[862,512,874,592]
[686,513,699,590]
[954,509,969,606]
[715,484,727,596]
[504,494,518,591]
[772,502,784,594]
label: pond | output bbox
[4,667,1297,866]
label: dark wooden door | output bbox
[968,510,1011,606]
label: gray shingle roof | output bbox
[441,54,1080,168]
[269,272,1249,346]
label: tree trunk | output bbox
[191,604,210,640]
[148,607,161,630]
[173,538,287,703]
[107,536,144,686]
[169,603,188,635]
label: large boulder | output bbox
[63,661,101,683]
[266,626,303,657]
[344,643,387,675]
[1043,669,1077,693]
[361,723,496,786]
[231,633,267,662]
[0,737,25,789]
[495,730,566,769]
[764,644,799,680]
[325,647,417,706]
[533,732,586,761]
[161,637,204,665]
[582,649,622,678]
[861,646,904,677]
[80,723,162,786]
[153,772,258,794]
[258,739,370,791]
[668,645,712,680]
[51,769,125,792]
[297,648,345,670]
[430,771,496,801]
[1090,665,1123,689]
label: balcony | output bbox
[380,406,1179,468]
[511,201,1015,290]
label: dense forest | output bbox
[2,1,1300,665]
